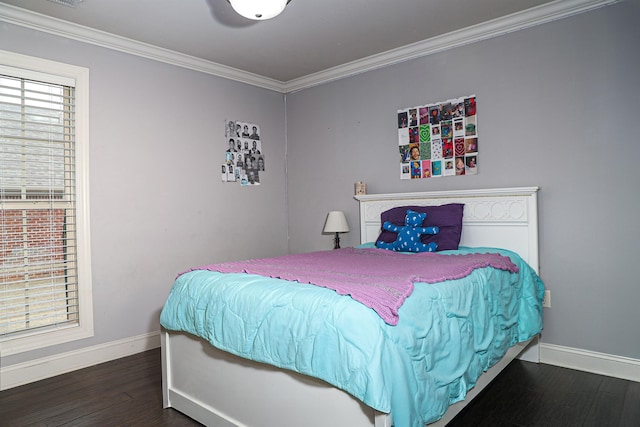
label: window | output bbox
[0,51,92,356]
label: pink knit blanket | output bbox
[183,247,518,326]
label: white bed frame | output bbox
[162,187,541,427]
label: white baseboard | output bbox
[540,343,640,382]
[2,335,638,392]
[0,331,160,391]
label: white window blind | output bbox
[0,73,79,337]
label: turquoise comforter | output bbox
[160,247,544,427]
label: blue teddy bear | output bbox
[376,209,439,252]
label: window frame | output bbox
[0,50,93,356]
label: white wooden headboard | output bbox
[354,187,539,273]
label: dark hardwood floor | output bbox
[1,348,638,426]
[0,348,200,427]
[447,358,640,427]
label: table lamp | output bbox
[323,211,350,249]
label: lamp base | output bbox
[333,232,341,249]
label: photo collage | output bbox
[222,119,265,186]
[397,95,477,179]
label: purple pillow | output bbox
[376,204,464,251]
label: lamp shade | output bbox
[229,0,288,20]
[323,211,350,233]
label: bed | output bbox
[160,187,544,427]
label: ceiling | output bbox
[0,0,615,91]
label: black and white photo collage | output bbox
[222,119,265,186]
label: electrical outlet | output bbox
[543,290,551,308]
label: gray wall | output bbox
[1,0,638,369]
[286,1,640,360]
[1,24,288,365]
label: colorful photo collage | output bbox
[397,95,477,180]
[222,119,265,186]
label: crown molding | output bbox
[0,0,620,94]
[284,0,620,92]
[0,3,287,92]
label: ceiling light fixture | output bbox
[228,0,292,20]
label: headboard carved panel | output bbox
[355,187,539,273]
